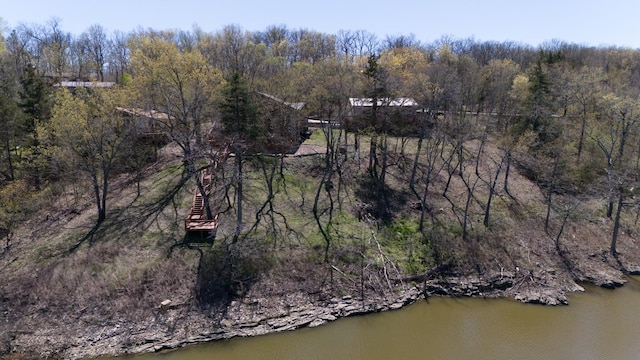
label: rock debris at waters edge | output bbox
[20,270,634,359]
[127,287,424,355]
[101,274,588,357]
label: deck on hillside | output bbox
[184,169,218,239]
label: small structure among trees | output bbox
[184,165,218,239]
[209,89,309,154]
[185,81,309,240]
[116,107,169,145]
[346,97,420,136]
[255,91,310,153]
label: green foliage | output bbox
[304,129,326,146]
[129,35,223,154]
[19,64,52,134]
[361,54,391,125]
[541,49,565,65]
[12,63,53,187]
[569,160,601,192]
[218,72,263,148]
[41,86,135,223]
[522,59,559,144]
[0,179,31,238]
[380,218,430,275]
[0,24,5,55]
[386,218,419,240]
[0,60,22,182]
[119,72,132,85]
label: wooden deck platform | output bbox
[185,218,218,231]
[184,168,218,239]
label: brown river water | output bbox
[125,277,640,360]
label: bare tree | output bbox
[590,93,640,218]
[19,18,72,78]
[130,35,223,222]
[78,24,110,81]
[109,30,130,83]
[42,87,133,225]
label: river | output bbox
[127,277,640,360]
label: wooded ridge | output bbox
[1,22,640,359]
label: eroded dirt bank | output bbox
[3,144,640,359]
[4,254,638,360]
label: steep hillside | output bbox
[1,131,639,359]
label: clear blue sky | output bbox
[2,0,640,48]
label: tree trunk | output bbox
[101,168,109,223]
[235,151,243,240]
[607,194,615,219]
[576,102,587,162]
[410,124,425,229]
[313,171,332,263]
[4,137,14,181]
[483,157,504,228]
[419,178,431,232]
[503,150,512,197]
[409,129,424,194]
[545,158,559,233]
[462,176,479,241]
[91,173,105,224]
[354,133,360,162]
[368,134,377,177]
[611,191,624,255]
[377,134,389,220]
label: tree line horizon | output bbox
[1,18,637,83]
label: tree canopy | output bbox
[2,20,640,259]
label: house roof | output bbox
[54,81,116,88]
[116,107,170,120]
[257,92,305,111]
[349,97,419,107]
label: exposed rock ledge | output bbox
[81,274,604,358]
[15,270,635,360]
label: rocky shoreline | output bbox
[6,244,638,360]
[56,269,633,359]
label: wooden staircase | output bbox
[190,192,204,218]
[185,167,218,239]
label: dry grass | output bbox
[2,129,639,358]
